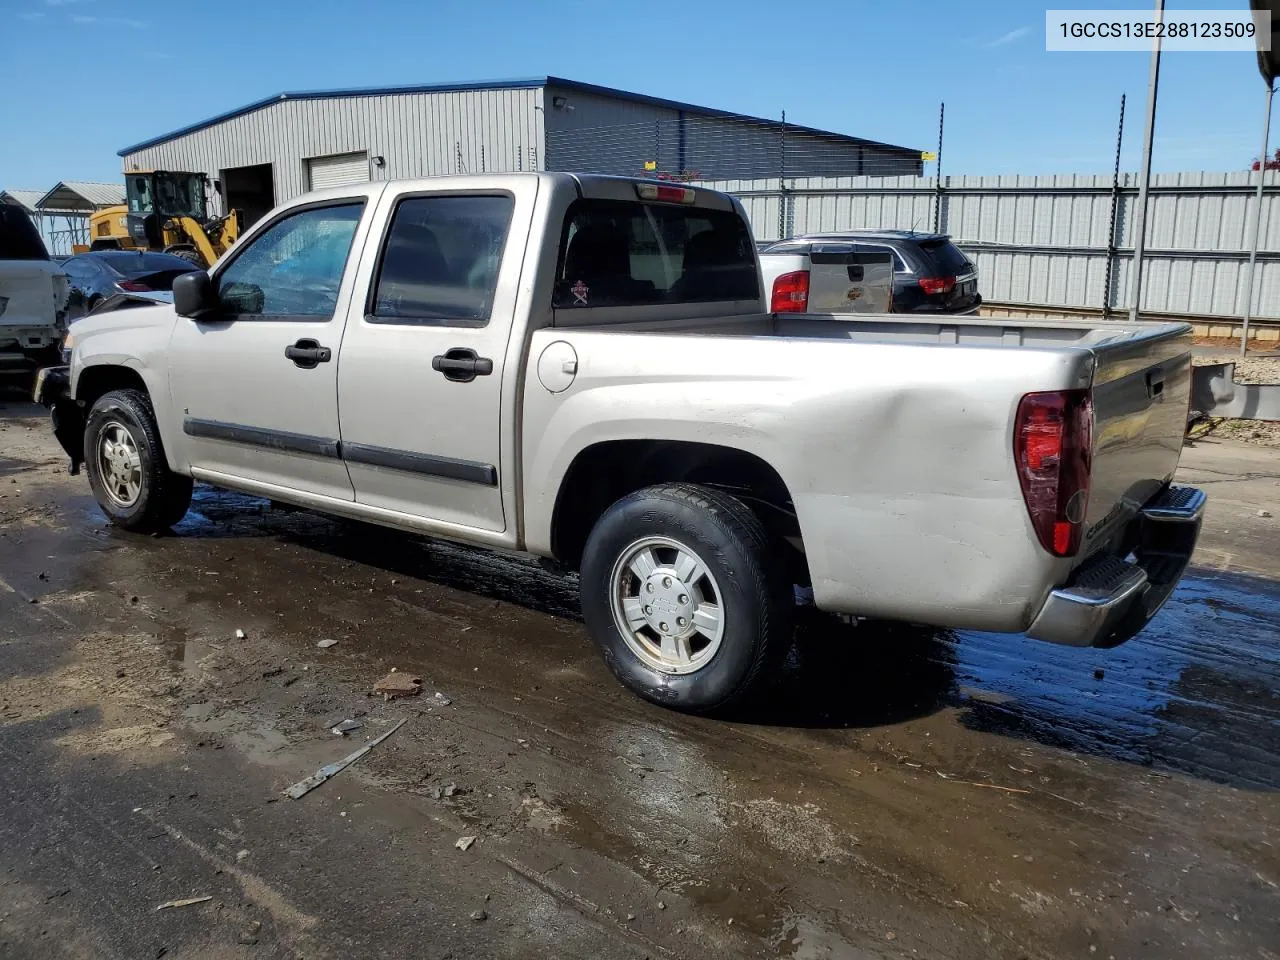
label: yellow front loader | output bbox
[77,170,240,268]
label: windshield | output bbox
[154,173,205,219]
[553,199,758,308]
[126,173,205,218]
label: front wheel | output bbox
[580,482,794,713]
[84,388,193,533]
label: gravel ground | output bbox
[1192,350,1280,446]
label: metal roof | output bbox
[117,76,921,158]
[35,181,125,212]
[0,189,46,214]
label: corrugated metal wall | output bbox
[121,88,545,213]
[542,87,919,180]
[700,171,1280,320]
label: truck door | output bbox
[335,177,538,534]
[168,194,378,501]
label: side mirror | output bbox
[173,271,218,319]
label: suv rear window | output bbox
[554,200,758,308]
[916,237,972,276]
[0,205,50,260]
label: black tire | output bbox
[580,482,794,713]
[167,248,205,267]
[84,388,193,533]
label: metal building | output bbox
[117,77,921,226]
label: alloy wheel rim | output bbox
[97,421,142,508]
[608,536,726,675]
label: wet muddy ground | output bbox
[2,391,1278,959]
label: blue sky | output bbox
[0,0,1270,191]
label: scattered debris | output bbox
[331,719,362,736]
[155,895,212,911]
[626,913,636,922]
[1093,668,1105,681]
[456,836,476,852]
[885,931,897,941]
[234,629,246,639]
[238,920,262,945]
[433,691,452,706]
[1259,509,1273,518]
[470,909,488,922]
[374,671,422,699]
[236,849,250,862]
[443,783,459,798]
[657,901,666,910]
[316,638,339,649]
[261,667,283,678]
[282,719,408,799]
[936,771,1031,795]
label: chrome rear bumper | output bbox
[1027,485,1205,649]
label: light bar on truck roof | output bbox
[635,183,696,204]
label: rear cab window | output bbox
[553,199,758,309]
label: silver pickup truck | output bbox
[36,173,1204,713]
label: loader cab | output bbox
[125,171,206,248]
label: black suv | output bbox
[761,230,980,315]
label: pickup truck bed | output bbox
[524,310,1193,634]
[36,172,1204,714]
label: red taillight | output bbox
[770,270,810,313]
[1014,390,1093,558]
[116,280,151,292]
[918,276,956,296]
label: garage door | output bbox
[306,151,370,191]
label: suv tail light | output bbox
[116,280,151,292]
[1014,390,1093,557]
[771,270,810,313]
[918,276,956,296]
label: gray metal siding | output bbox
[542,86,918,180]
[702,171,1280,320]
[121,88,545,213]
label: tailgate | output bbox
[0,261,59,328]
[1081,326,1192,557]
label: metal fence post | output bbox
[777,110,788,240]
[933,102,945,232]
[1102,94,1126,320]
[1129,0,1164,322]
[1242,83,1275,355]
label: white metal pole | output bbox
[1129,0,1164,322]
[1242,83,1275,356]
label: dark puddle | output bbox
[108,486,1280,789]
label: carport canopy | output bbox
[0,189,46,215]
[35,181,125,214]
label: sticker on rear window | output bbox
[571,280,589,306]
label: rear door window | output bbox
[0,205,50,260]
[554,200,758,308]
[369,194,514,325]
[917,238,973,276]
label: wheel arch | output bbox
[549,439,807,581]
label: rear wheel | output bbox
[580,482,794,713]
[84,389,192,532]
